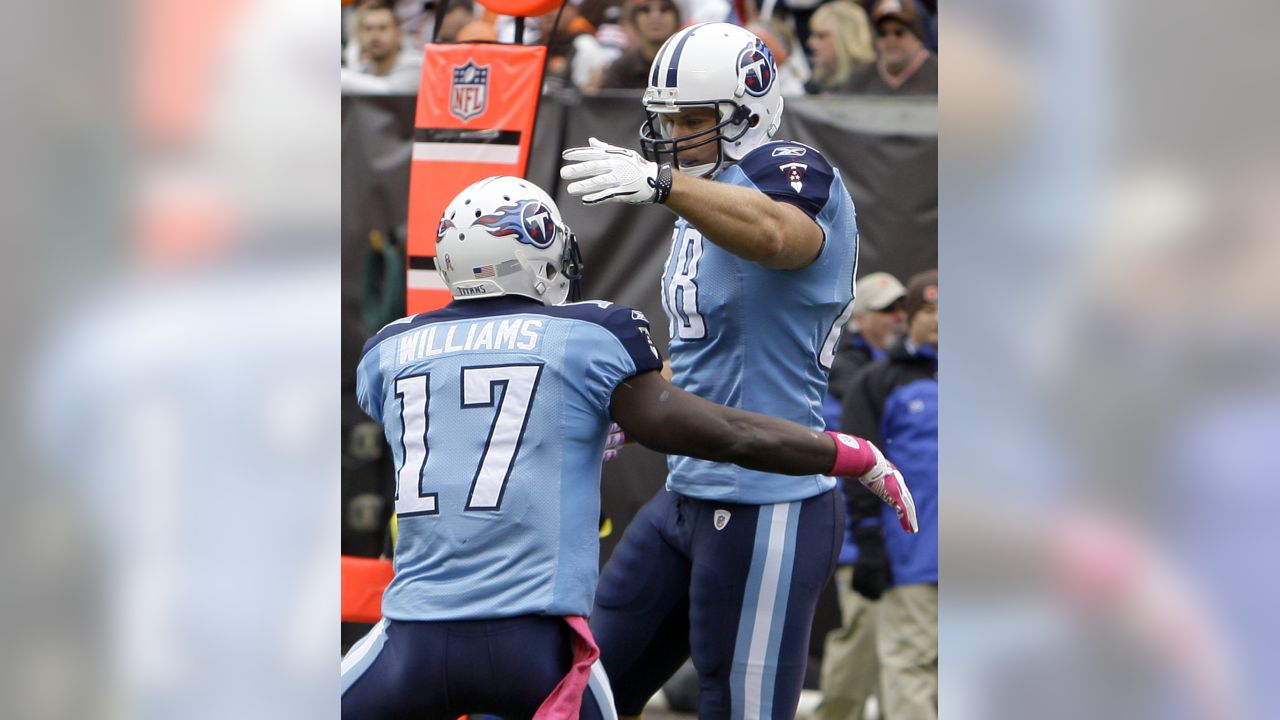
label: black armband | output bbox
[654,163,673,205]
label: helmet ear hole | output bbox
[748,113,760,128]
[545,262,558,280]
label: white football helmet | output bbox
[435,176,583,305]
[640,22,785,177]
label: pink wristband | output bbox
[825,431,877,477]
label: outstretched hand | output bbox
[827,432,920,534]
[560,138,667,205]
[857,442,919,534]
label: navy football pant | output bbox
[591,489,844,719]
[341,615,616,719]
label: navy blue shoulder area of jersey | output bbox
[361,315,422,359]
[548,301,664,375]
[735,140,836,220]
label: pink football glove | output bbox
[603,423,627,463]
[826,431,919,534]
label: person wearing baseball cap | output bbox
[901,268,939,349]
[843,0,938,95]
[839,267,938,720]
[814,269,908,720]
[826,272,909,410]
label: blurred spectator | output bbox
[342,0,380,69]
[434,0,477,42]
[343,1,435,70]
[341,4,424,94]
[804,1,876,95]
[578,0,626,29]
[778,0,827,59]
[824,271,908,428]
[844,0,937,95]
[455,18,497,42]
[591,2,632,53]
[858,0,937,52]
[536,1,601,90]
[816,270,908,720]
[747,16,810,97]
[394,0,441,47]
[597,0,681,90]
[842,268,938,720]
[576,3,631,92]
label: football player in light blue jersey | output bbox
[341,176,915,720]
[559,22,920,720]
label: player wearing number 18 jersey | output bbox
[341,176,915,720]
[660,139,855,503]
[559,22,917,719]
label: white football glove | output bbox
[560,137,666,205]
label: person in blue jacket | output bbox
[841,268,938,720]
[815,270,907,720]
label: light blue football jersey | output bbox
[660,140,858,504]
[356,295,663,621]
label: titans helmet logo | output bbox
[437,218,455,243]
[737,40,776,98]
[473,199,557,249]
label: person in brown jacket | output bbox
[843,0,938,95]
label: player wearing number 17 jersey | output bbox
[341,176,915,720]
[559,22,917,719]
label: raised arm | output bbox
[559,138,825,270]
[663,171,823,270]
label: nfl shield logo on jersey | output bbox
[450,61,489,122]
[713,509,731,531]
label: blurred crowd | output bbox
[813,269,938,720]
[340,0,937,96]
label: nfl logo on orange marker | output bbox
[450,61,488,122]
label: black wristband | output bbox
[653,163,673,204]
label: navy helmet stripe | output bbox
[664,26,697,88]
[652,27,684,87]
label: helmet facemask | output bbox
[528,227,583,305]
[640,24,784,176]
[639,101,753,178]
[560,230,584,302]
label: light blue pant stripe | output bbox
[340,619,388,695]
[586,658,619,720]
[759,500,802,718]
[730,505,773,720]
[730,501,800,720]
